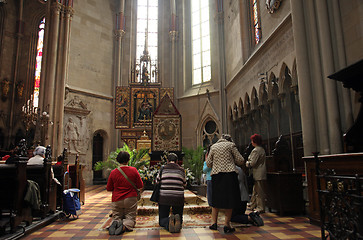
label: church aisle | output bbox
[22,185,321,239]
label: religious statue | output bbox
[141,63,149,83]
[64,117,80,153]
[138,99,152,121]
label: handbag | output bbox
[150,166,164,202]
[117,167,141,201]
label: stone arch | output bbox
[238,98,244,118]
[201,115,221,147]
[92,129,109,182]
[233,101,238,120]
[268,72,279,100]
[258,83,268,106]
[279,63,292,94]
[244,93,251,114]
[251,87,259,110]
[292,59,298,87]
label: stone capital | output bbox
[51,2,62,14]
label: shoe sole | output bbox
[108,220,118,235]
[174,214,181,233]
[169,215,175,233]
[114,220,124,235]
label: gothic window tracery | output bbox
[191,0,211,85]
[33,17,45,108]
[251,0,262,45]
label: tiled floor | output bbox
[22,185,321,239]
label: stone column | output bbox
[8,0,24,147]
[290,0,317,155]
[304,0,330,154]
[315,0,342,153]
[239,0,250,63]
[55,4,74,156]
[216,0,227,133]
[169,0,178,96]
[331,0,353,128]
[115,0,125,86]
[45,1,61,147]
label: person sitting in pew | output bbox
[28,146,61,186]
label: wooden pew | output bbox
[0,158,32,233]
[26,146,57,217]
[52,148,68,209]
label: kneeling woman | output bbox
[107,151,143,235]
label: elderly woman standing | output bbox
[107,151,143,235]
[206,134,245,233]
[246,134,267,213]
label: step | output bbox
[137,190,211,215]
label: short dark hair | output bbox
[222,134,233,142]
[167,153,178,162]
[116,151,130,164]
[250,134,262,145]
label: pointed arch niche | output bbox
[196,100,221,148]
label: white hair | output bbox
[33,146,46,156]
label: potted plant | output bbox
[94,143,150,178]
[182,146,206,196]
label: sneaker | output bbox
[114,220,125,235]
[209,223,218,230]
[174,214,182,233]
[249,212,264,226]
[108,220,118,235]
[168,214,175,233]
[223,226,235,233]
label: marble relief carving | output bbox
[64,96,91,154]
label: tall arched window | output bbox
[191,0,211,85]
[33,17,45,108]
[136,0,158,78]
[251,0,261,45]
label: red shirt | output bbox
[106,166,143,202]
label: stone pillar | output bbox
[55,4,74,156]
[115,0,125,86]
[290,0,317,155]
[315,0,342,153]
[331,0,353,128]
[303,0,330,154]
[45,1,61,147]
[169,0,178,97]
[239,0,250,63]
[7,0,24,147]
[216,0,227,133]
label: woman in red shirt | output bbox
[106,151,143,235]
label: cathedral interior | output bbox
[0,0,362,239]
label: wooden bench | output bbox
[0,158,32,233]
[68,154,85,205]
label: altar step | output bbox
[137,190,211,215]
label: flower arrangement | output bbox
[137,151,196,188]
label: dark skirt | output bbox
[211,172,241,209]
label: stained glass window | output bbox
[252,0,261,45]
[191,0,211,85]
[33,17,45,108]
[136,0,158,82]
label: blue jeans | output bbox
[158,204,184,230]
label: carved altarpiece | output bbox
[115,86,174,150]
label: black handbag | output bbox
[150,166,163,202]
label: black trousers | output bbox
[158,204,184,230]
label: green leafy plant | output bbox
[182,146,205,184]
[94,143,150,171]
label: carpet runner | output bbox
[101,190,241,229]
